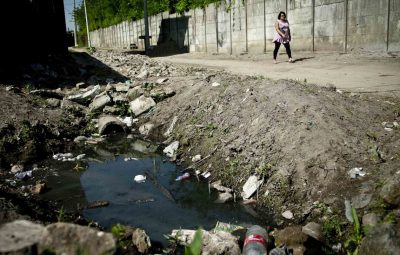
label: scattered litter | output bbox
[393,121,399,127]
[201,171,211,179]
[384,127,393,132]
[134,175,146,183]
[124,157,139,161]
[192,155,202,162]
[53,153,85,162]
[15,170,32,180]
[336,89,343,94]
[5,179,17,186]
[211,82,220,87]
[175,172,190,181]
[348,167,366,179]
[195,170,201,175]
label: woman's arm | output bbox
[275,21,285,37]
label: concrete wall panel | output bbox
[91,0,400,54]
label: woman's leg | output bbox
[273,42,281,60]
[283,43,292,59]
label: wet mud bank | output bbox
[1,50,400,254]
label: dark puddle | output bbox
[41,134,261,245]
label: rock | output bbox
[282,210,294,220]
[126,86,144,101]
[74,136,88,143]
[30,89,64,99]
[11,164,24,173]
[38,222,116,255]
[89,93,112,112]
[129,95,156,117]
[192,154,202,162]
[61,99,87,114]
[302,222,324,242]
[210,180,232,193]
[171,229,241,255]
[359,223,400,255]
[103,106,119,114]
[76,82,87,89]
[98,116,126,135]
[150,87,175,102]
[115,83,130,92]
[139,123,154,136]
[111,93,128,103]
[105,84,114,91]
[215,192,233,203]
[273,226,308,250]
[30,182,46,194]
[362,213,379,227]
[351,193,373,209]
[131,228,151,253]
[163,141,179,158]
[380,175,400,205]
[0,220,46,254]
[241,175,263,199]
[46,98,61,108]
[67,85,101,104]
[163,116,178,137]
[137,69,149,79]
[131,140,158,154]
[156,77,168,84]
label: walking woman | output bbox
[273,11,293,63]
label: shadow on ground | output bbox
[0,51,128,89]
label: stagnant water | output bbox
[41,134,261,244]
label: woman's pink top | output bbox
[272,20,290,44]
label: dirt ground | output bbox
[1,49,399,253]
[154,51,400,93]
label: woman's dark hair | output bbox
[278,11,286,19]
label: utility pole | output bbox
[84,0,91,47]
[143,0,150,53]
[73,0,78,47]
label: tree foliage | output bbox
[74,0,220,34]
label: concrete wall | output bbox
[90,0,400,53]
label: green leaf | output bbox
[184,228,203,255]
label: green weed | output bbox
[56,206,65,222]
[184,228,203,255]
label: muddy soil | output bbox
[0,50,399,254]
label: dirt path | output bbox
[155,52,400,93]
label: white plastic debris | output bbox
[211,82,220,87]
[134,175,146,183]
[201,171,211,179]
[348,167,366,179]
[15,170,32,180]
[192,155,202,162]
[124,157,139,161]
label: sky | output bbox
[63,0,82,31]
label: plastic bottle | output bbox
[242,225,268,255]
